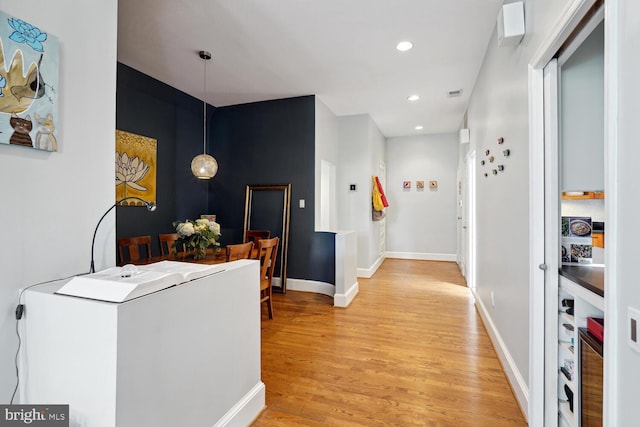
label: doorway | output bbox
[528,1,612,425]
[465,150,476,289]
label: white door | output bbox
[465,150,476,289]
[543,58,561,426]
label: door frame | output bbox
[529,0,596,425]
[528,0,617,425]
[465,150,476,289]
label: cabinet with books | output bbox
[558,276,604,427]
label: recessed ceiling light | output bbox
[407,95,420,102]
[396,41,413,52]
[415,125,423,130]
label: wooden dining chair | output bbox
[225,241,254,262]
[258,237,279,320]
[158,233,182,255]
[245,230,270,259]
[117,235,152,264]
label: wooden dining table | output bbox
[119,249,227,266]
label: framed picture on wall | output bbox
[0,10,60,152]
[116,130,157,206]
[403,180,411,189]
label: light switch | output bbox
[299,199,305,209]
[629,307,640,353]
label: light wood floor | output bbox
[252,259,526,426]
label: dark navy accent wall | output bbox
[209,96,335,284]
[116,63,213,256]
[116,66,335,284]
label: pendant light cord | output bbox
[203,55,207,155]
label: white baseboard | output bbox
[214,382,265,427]
[472,289,529,421]
[357,254,385,278]
[334,281,359,308]
[286,278,335,297]
[385,251,457,262]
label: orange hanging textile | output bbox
[375,176,389,208]
[372,176,385,211]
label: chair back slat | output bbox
[159,233,181,255]
[257,237,279,319]
[225,241,254,261]
[117,235,152,264]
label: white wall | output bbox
[560,21,605,192]
[314,97,339,231]
[462,0,574,403]
[336,114,385,274]
[368,118,386,266]
[0,0,118,401]
[386,134,458,259]
[612,0,640,423]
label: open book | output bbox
[56,261,227,303]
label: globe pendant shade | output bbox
[191,153,218,179]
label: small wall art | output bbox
[416,180,425,190]
[481,136,512,178]
[429,181,438,189]
[0,10,60,152]
[403,180,411,189]
[116,130,157,205]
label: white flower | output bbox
[177,222,194,237]
[209,221,221,234]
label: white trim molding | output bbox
[472,289,529,421]
[214,382,266,427]
[334,281,359,308]
[357,254,385,278]
[385,252,457,262]
[286,278,335,298]
[335,230,359,305]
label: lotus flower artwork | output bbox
[7,18,48,53]
[115,130,157,206]
[116,152,150,197]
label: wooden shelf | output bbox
[561,191,604,200]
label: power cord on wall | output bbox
[10,272,88,404]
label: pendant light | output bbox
[191,50,218,179]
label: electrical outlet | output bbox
[299,199,305,209]
[629,307,640,353]
[491,291,495,308]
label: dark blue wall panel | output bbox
[209,96,335,284]
[116,63,213,256]
[116,65,335,284]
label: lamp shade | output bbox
[191,153,218,179]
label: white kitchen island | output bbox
[21,259,264,427]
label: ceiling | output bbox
[117,0,503,137]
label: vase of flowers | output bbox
[173,218,221,260]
